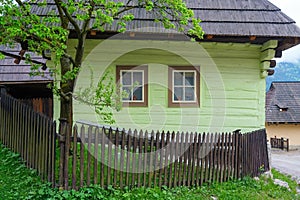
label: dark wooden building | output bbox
[0,44,53,118]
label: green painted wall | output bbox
[56,39,273,133]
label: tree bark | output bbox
[59,32,86,128]
[60,54,74,126]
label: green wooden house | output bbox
[31,0,300,133]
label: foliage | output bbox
[1,143,299,200]
[0,0,204,122]
[74,68,122,124]
[0,144,46,199]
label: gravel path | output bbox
[271,149,300,181]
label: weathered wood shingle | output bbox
[28,0,300,50]
[266,82,300,123]
[29,0,300,36]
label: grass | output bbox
[0,144,46,199]
[0,143,299,200]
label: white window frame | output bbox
[120,70,145,103]
[172,70,197,103]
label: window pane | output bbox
[174,72,183,86]
[174,87,183,101]
[133,72,143,86]
[122,71,132,85]
[133,86,143,101]
[185,72,195,86]
[122,86,132,100]
[185,87,195,101]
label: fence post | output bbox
[280,137,284,150]
[58,118,69,189]
[0,85,7,95]
[232,129,241,178]
[0,86,8,145]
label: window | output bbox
[116,65,148,107]
[168,66,200,107]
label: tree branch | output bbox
[15,0,29,14]
[61,54,75,67]
[90,6,135,32]
[58,89,72,101]
[0,50,47,69]
[14,0,63,49]
[113,5,134,18]
[53,0,69,29]
[81,0,95,34]
[54,0,81,35]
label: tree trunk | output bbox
[59,32,86,132]
[60,55,74,126]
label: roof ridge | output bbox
[200,21,295,24]
[191,8,281,11]
[272,81,300,84]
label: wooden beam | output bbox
[270,60,276,68]
[261,40,278,52]
[260,49,276,61]
[90,30,97,36]
[261,70,268,78]
[206,35,214,40]
[260,60,276,69]
[129,32,135,37]
[250,36,256,41]
[168,33,174,38]
[267,69,275,76]
[260,61,270,70]
[275,50,282,58]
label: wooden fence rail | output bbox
[270,136,289,151]
[0,89,269,190]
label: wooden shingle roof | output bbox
[29,0,300,50]
[266,82,300,123]
[0,45,53,84]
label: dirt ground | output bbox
[271,148,300,181]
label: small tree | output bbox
[0,0,204,126]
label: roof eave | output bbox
[0,80,53,85]
[69,30,300,51]
[267,121,300,125]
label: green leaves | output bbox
[0,0,204,124]
[0,52,5,60]
[75,68,122,124]
[145,1,154,11]
[0,0,68,63]
[61,67,80,83]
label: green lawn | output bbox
[0,144,47,199]
[0,143,299,200]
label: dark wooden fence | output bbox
[0,89,269,190]
[57,121,269,190]
[270,136,289,151]
[0,88,56,183]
